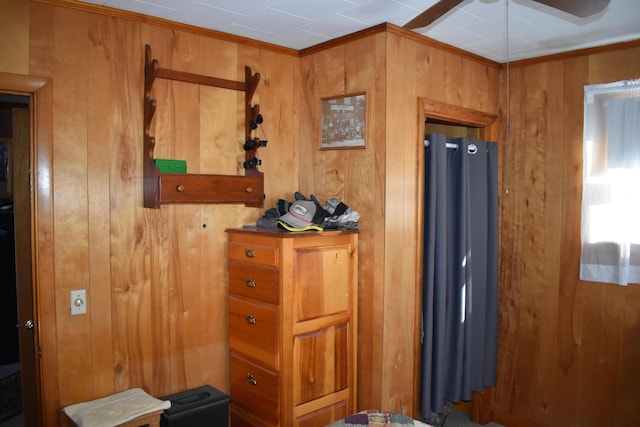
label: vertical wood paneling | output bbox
[299,36,387,411]
[616,287,640,423]
[195,38,240,393]
[549,54,586,427]
[384,32,500,415]
[300,30,499,416]
[86,13,135,398]
[494,46,640,427]
[384,32,420,414]
[1,3,297,425]
[539,60,563,426]
[6,2,639,426]
[0,0,29,74]
[495,64,524,418]
[166,33,207,395]
[52,6,93,408]
[299,29,499,416]
[516,61,552,421]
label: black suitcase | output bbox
[160,385,230,427]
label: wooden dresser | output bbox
[226,228,358,427]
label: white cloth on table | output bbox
[63,387,171,427]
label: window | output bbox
[580,79,640,286]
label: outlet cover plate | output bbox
[70,289,87,315]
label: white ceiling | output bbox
[77,0,640,63]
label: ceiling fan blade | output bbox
[403,0,465,30]
[534,0,610,18]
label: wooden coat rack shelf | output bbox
[143,44,264,208]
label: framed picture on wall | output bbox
[320,93,366,150]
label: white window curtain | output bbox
[580,79,640,286]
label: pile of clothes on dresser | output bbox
[256,192,359,232]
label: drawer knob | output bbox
[245,278,256,288]
[246,373,257,385]
[245,314,257,324]
[244,248,255,258]
[176,184,185,192]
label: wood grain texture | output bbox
[2,3,296,425]
[4,1,639,426]
[492,44,640,427]
[384,33,500,415]
[228,230,358,425]
[299,33,388,413]
[11,104,40,427]
[0,0,29,74]
[285,27,501,418]
[51,5,93,408]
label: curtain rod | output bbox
[424,139,480,154]
[424,139,458,149]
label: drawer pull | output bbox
[245,278,256,288]
[245,248,256,258]
[245,314,257,324]
[246,373,257,385]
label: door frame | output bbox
[0,72,56,426]
[414,98,499,424]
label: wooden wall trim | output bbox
[384,24,500,68]
[35,0,637,69]
[422,98,498,127]
[299,23,389,56]
[301,23,501,68]
[35,0,300,56]
[503,38,640,68]
[417,97,499,422]
[0,72,50,93]
[0,71,55,427]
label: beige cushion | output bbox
[63,388,170,427]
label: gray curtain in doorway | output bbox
[420,134,499,421]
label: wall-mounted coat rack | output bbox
[143,44,265,208]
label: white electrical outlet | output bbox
[70,289,87,315]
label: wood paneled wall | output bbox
[299,28,500,415]
[3,1,639,426]
[493,45,640,427]
[1,1,297,425]
[298,32,388,412]
[383,31,499,414]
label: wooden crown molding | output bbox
[35,0,640,66]
[35,0,299,56]
[299,23,501,69]
[502,38,640,68]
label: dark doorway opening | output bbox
[0,93,29,426]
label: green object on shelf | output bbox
[154,159,187,174]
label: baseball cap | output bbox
[276,200,323,232]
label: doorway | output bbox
[426,118,480,141]
[0,94,29,426]
[0,71,54,427]
[416,98,499,425]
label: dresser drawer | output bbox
[229,240,278,267]
[229,297,278,369]
[230,353,279,426]
[229,263,279,305]
[231,405,276,427]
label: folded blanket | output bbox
[327,409,417,427]
[63,388,171,427]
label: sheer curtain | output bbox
[580,79,640,286]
